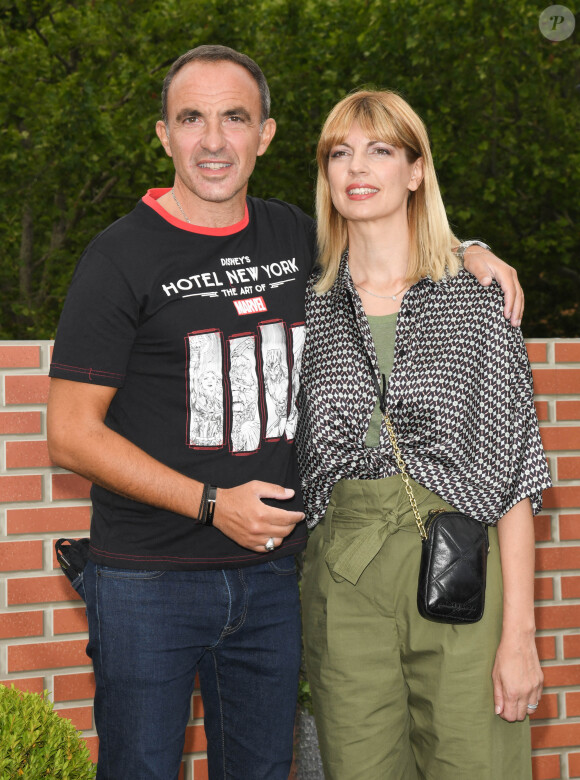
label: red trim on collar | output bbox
[142,188,249,236]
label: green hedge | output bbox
[0,685,96,779]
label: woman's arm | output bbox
[492,498,543,721]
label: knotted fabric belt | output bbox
[322,475,437,585]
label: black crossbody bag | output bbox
[380,405,489,624]
[351,291,489,624]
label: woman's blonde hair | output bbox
[315,90,460,293]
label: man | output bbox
[47,45,523,779]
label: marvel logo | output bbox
[233,296,268,316]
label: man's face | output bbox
[156,61,276,211]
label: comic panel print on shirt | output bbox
[186,329,225,449]
[186,321,306,452]
[258,321,290,442]
[228,333,261,454]
[285,324,306,441]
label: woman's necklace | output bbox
[171,188,191,224]
[353,281,408,301]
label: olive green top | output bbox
[365,312,398,448]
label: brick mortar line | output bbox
[0,370,52,376]
[0,404,52,412]
[0,643,7,676]
[6,665,93,676]
[535,393,580,398]
[535,599,580,606]
[2,508,92,514]
[2,533,87,542]
[1,472,64,480]
[0,341,54,347]
[11,496,82,508]
[1,665,89,679]
[1,496,92,505]
[1,612,82,622]
[533,363,580,368]
[5,534,93,542]
[554,634,565,660]
[51,699,96,707]
[539,425,580,431]
[2,633,90,645]
[0,605,69,614]
[1,434,53,441]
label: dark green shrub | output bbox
[0,685,96,779]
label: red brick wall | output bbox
[1,339,579,779]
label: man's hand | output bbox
[214,482,305,552]
[463,246,524,327]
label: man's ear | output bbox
[257,118,277,157]
[155,120,172,158]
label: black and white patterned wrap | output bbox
[296,253,552,529]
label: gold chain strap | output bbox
[382,410,428,540]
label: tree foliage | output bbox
[1,0,578,337]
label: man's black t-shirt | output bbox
[50,189,316,570]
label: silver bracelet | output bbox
[456,240,491,264]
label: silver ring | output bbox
[265,537,275,552]
[527,703,539,710]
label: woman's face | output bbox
[327,122,422,226]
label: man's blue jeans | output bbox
[83,556,301,779]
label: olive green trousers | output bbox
[302,475,532,780]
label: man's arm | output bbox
[462,245,524,327]
[47,378,303,551]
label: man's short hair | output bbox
[161,45,271,126]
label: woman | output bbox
[296,91,552,779]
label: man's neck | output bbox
[157,185,248,228]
